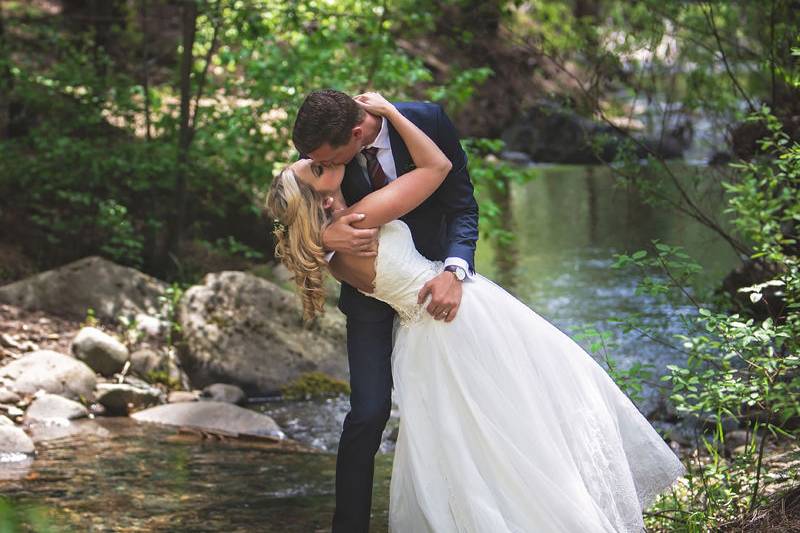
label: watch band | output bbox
[445,265,466,281]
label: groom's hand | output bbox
[418,272,462,322]
[322,213,379,256]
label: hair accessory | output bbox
[273,218,287,232]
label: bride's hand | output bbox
[353,92,396,117]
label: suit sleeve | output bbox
[433,104,479,272]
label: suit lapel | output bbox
[388,121,411,179]
[341,159,371,205]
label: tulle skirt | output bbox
[388,274,686,533]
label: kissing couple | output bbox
[266,89,685,532]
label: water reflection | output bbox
[477,164,739,410]
[251,396,400,454]
[0,418,392,532]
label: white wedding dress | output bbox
[360,220,686,533]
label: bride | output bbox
[266,92,686,532]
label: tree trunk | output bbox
[0,3,11,140]
[155,0,197,277]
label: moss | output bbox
[145,369,181,390]
[281,371,350,400]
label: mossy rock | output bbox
[281,371,350,400]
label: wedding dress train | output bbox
[361,220,686,533]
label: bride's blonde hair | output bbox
[265,166,330,322]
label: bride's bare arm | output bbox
[345,93,452,229]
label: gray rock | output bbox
[95,383,162,416]
[27,417,112,443]
[0,333,24,350]
[0,255,168,322]
[130,401,284,438]
[725,429,752,451]
[0,350,97,401]
[271,263,293,284]
[502,100,689,165]
[0,415,14,426]
[70,327,129,377]
[132,312,170,339]
[22,393,88,425]
[0,387,20,404]
[122,374,156,389]
[167,357,191,390]
[200,383,246,405]
[4,405,23,418]
[0,425,35,455]
[167,390,198,403]
[177,271,347,395]
[129,348,167,376]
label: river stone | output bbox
[129,348,167,376]
[177,271,347,395]
[95,383,162,415]
[0,387,20,404]
[3,405,23,418]
[70,327,129,377]
[27,417,112,443]
[0,426,35,456]
[22,393,88,425]
[133,312,170,339]
[199,383,246,405]
[0,350,97,401]
[130,401,284,438]
[0,255,168,323]
[167,390,198,403]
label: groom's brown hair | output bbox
[292,89,365,154]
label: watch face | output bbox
[447,266,465,280]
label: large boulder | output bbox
[70,327,129,376]
[0,350,97,401]
[0,256,168,323]
[177,271,347,395]
[130,401,284,438]
[22,392,89,426]
[502,100,690,164]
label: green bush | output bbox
[610,111,800,530]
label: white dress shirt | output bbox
[325,117,474,280]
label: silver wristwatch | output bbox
[445,265,467,281]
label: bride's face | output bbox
[291,158,345,197]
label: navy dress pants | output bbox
[331,313,395,533]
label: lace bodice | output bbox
[357,220,444,326]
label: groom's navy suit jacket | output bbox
[338,102,479,322]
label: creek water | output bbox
[0,163,739,532]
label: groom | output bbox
[292,89,479,532]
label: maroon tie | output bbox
[362,147,388,190]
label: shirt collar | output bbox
[365,117,390,150]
